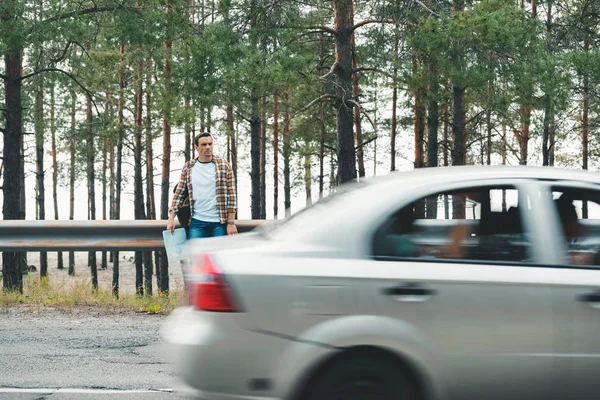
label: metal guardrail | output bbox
[0,220,263,251]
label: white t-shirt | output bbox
[191,161,220,222]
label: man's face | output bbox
[195,136,213,160]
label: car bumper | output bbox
[161,307,283,400]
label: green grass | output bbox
[0,275,184,314]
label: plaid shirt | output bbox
[169,155,237,225]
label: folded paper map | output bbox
[162,228,187,262]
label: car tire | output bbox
[302,351,419,400]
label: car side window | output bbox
[551,187,600,267]
[372,185,534,264]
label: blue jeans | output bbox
[188,219,227,239]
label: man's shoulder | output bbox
[212,155,231,168]
[182,159,196,170]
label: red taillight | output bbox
[188,253,239,312]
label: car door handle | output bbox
[578,291,600,304]
[381,284,438,301]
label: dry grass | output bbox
[0,274,184,314]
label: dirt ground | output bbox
[8,251,185,295]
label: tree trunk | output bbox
[50,83,63,269]
[542,0,553,167]
[86,91,98,290]
[390,28,399,172]
[451,0,466,167]
[349,2,364,179]
[582,38,589,173]
[113,42,126,298]
[319,102,326,200]
[517,105,531,165]
[260,97,267,219]
[426,61,439,219]
[283,90,292,217]
[101,95,109,271]
[273,90,279,218]
[159,38,173,295]
[413,55,426,169]
[451,86,466,166]
[145,63,159,292]
[2,44,26,292]
[69,90,76,276]
[250,96,261,219]
[333,0,356,184]
[109,94,115,265]
[184,96,192,162]
[304,147,312,206]
[226,98,237,201]
[35,68,48,278]
[134,49,145,297]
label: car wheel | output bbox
[303,352,418,400]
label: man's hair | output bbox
[194,132,213,146]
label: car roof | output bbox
[363,165,600,188]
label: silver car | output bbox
[162,166,600,400]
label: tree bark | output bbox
[413,55,426,170]
[113,42,126,298]
[390,28,399,172]
[451,0,466,167]
[145,62,159,292]
[250,96,261,219]
[582,38,589,173]
[50,83,63,269]
[426,61,439,219]
[86,91,98,290]
[333,0,356,184]
[260,97,267,219]
[349,1,364,179]
[319,102,326,200]
[304,147,312,206]
[159,37,173,295]
[273,90,279,219]
[185,96,192,162]
[35,66,48,278]
[2,43,26,292]
[427,61,439,169]
[69,90,76,276]
[134,47,145,297]
[283,90,292,217]
[226,98,237,199]
[541,0,553,164]
[101,94,109,271]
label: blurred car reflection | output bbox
[162,166,600,400]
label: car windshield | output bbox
[257,180,368,239]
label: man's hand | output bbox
[227,223,238,235]
[166,215,176,234]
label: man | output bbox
[167,132,237,238]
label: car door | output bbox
[364,180,559,400]
[540,182,600,400]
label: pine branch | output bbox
[20,68,100,115]
[48,40,73,64]
[306,25,338,36]
[347,99,376,130]
[42,4,137,24]
[415,0,440,17]
[355,135,378,151]
[288,94,336,126]
[351,19,396,32]
[353,67,394,80]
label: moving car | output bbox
[162,166,600,400]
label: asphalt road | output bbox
[0,305,193,399]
